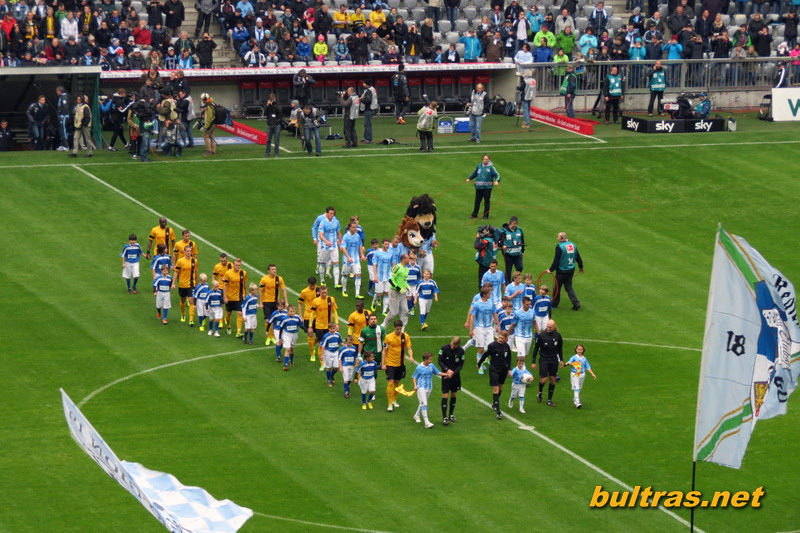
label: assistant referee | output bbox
[532,319,564,407]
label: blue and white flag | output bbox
[693,229,800,469]
[61,389,253,532]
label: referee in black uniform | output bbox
[532,319,564,407]
[477,330,513,419]
[438,337,465,426]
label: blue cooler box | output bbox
[455,117,470,133]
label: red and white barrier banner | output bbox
[530,106,595,135]
[216,120,267,144]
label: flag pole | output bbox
[691,223,722,532]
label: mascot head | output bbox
[405,194,437,240]
[397,216,423,249]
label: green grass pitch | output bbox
[1,113,798,533]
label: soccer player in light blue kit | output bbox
[405,251,421,315]
[504,271,524,311]
[279,305,304,370]
[412,352,452,428]
[498,299,515,353]
[153,264,174,324]
[340,221,365,298]
[462,282,493,351]
[193,273,210,331]
[318,207,342,289]
[510,296,535,359]
[268,300,288,360]
[121,233,143,293]
[469,286,500,375]
[481,259,506,306]
[567,344,596,408]
[508,356,531,413]
[242,284,259,345]
[205,279,224,337]
[338,335,359,399]
[414,268,439,330]
[321,323,343,387]
[356,351,379,409]
[372,238,394,314]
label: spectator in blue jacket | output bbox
[533,37,554,62]
[459,28,482,61]
[661,34,683,85]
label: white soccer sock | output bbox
[382,297,388,314]
[355,276,361,295]
[318,263,326,283]
[464,338,475,349]
[333,265,340,284]
[573,390,580,402]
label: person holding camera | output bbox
[264,92,282,157]
[293,68,315,107]
[339,86,359,148]
[416,99,437,152]
[302,104,322,156]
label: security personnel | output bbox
[646,60,666,116]
[500,215,525,282]
[546,231,583,310]
[602,65,623,124]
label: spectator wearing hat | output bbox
[693,92,710,118]
[164,45,179,68]
[129,46,146,69]
[774,61,788,87]
[562,63,577,118]
[360,78,377,143]
[643,20,662,45]
[313,33,328,62]
[333,35,349,61]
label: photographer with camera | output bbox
[339,86,359,149]
[264,92,282,157]
[301,104,322,156]
[416,97,437,152]
[293,69,316,107]
[693,92,710,119]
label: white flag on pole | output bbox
[61,389,253,532]
[693,229,800,469]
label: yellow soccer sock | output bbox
[387,383,395,405]
[189,304,195,322]
[225,312,231,328]
[236,315,243,334]
[180,300,186,316]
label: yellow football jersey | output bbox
[174,256,198,289]
[299,286,319,320]
[310,295,338,330]
[149,225,174,253]
[223,268,248,301]
[174,238,198,260]
[348,310,369,342]
[259,274,285,304]
[213,261,232,286]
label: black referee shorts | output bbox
[441,374,461,394]
[489,369,508,387]
[538,360,559,378]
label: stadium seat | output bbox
[659,5,668,17]
[609,16,622,30]
[455,19,469,32]
[438,20,452,32]
[473,0,487,8]
[455,42,465,57]
[439,75,456,106]
[576,16,588,30]
[338,60,353,65]
[733,14,746,26]
[327,34,337,48]
[258,81,274,102]
[583,5,594,16]
[277,61,292,67]
[388,0,400,7]
[457,74,474,99]
[405,0,418,8]
[369,59,383,65]
[721,14,730,25]
[310,82,325,104]
[774,24,784,37]
[308,61,323,66]
[446,31,460,43]
[523,0,536,6]
[463,6,477,19]
[275,79,291,103]
[605,5,613,16]
[240,81,261,116]
[542,0,552,7]
[412,7,426,20]
[423,76,439,99]
[502,56,513,62]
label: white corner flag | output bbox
[693,228,800,469]
[61,389,253,532]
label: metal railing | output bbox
[517,58,794,95]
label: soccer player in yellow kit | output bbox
[308,285,339,371]
[146,217,175,260]
[259,264,288,346]
[223,258,248,337]
[298,276,320,361]
[347,299,370,350]
[173,229,198,263]
[174,245,199,324]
